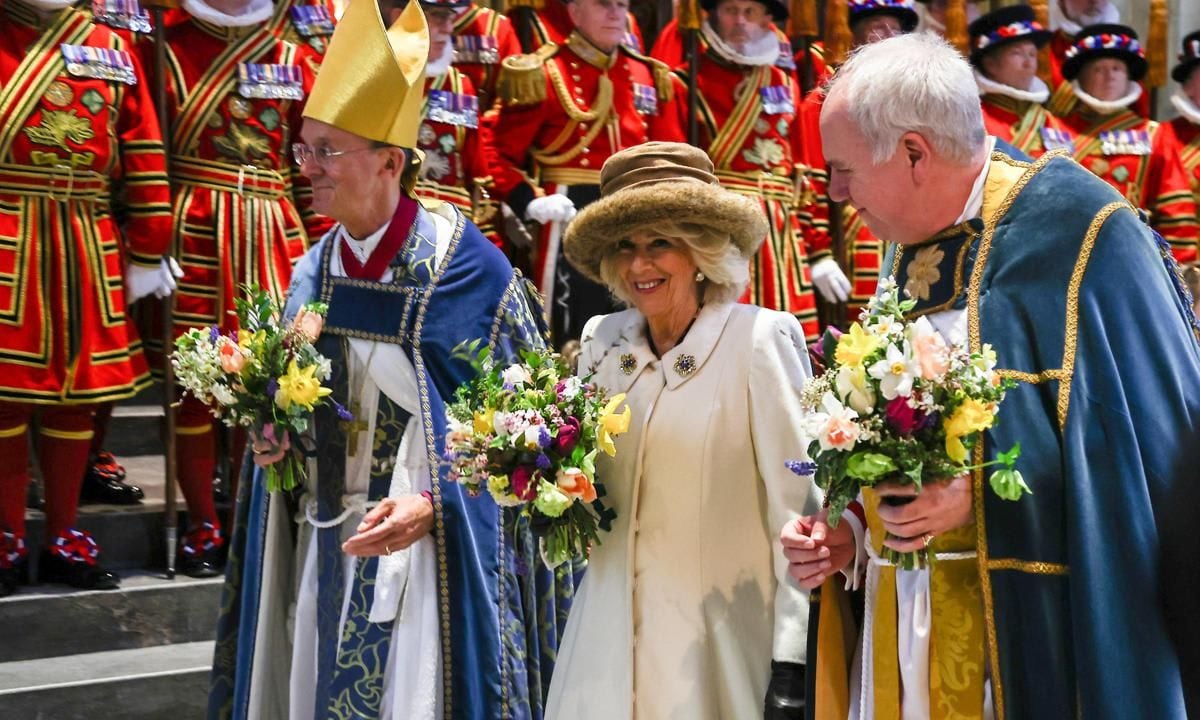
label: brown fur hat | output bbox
[563,142,768,284]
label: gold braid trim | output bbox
[1058,201,1128,429]
[987,559,1070,575]
[545,61,610,123]
[530,70,614,168]
[996,368,1070,384]
[496,43,559,106]
[623,46,675,104]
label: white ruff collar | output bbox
[1172,91,1200,126]
[183,0,273,27]
[21,0,74,10]
[975,70,1050,104]
[1071,80,1142,115]
[702,20,780,67]
[1049,0,1119,35]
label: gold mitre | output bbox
[303,0,429,148]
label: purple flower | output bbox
[537,425,552,449]
[535,453,552,470]
[209,326,221,343]
[266,378,279,397]
[785,460,818,477]
[885,396,927,436]
[333,400,353,421]
[553,417,581,455]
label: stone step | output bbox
[0,571,222,663]
[0,641,212,720]
[25,456,234,572]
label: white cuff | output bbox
[840,508,867,591]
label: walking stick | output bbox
[143,0,180,579]
[679,0,701,146]
[508,0,541,53]
[1147,0,1168,116]
[789,0,817,95]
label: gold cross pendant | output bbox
[340,401,369,457]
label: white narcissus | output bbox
[836,363,876,414]
[868,342,921,400]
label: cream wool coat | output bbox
[545,301,819,719]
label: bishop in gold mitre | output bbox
[206,0,571,717]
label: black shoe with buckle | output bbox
[178,522,225,578]
[80,451,143,505]
[39,529,120,590]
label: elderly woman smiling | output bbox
[544,142,819,719]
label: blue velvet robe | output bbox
[207,203,576,719]
[882,143,1199,718]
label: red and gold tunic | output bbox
[415,69,501,246]
[1061,104,1199,263]
[0,0,171,404]
[142,6,331,350]
[980,93,1074,158]
[492,31,685,291]
[1168,115,1200,228]
[650,18,799,86]
[796,89,882,322]
[452,2,522,110]
[514,0,645,55]
[685,47,818,338]
[279,0,336,58]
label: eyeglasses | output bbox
[291,143,378,168]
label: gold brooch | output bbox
[619,353,637,375]
[673,354,696,377]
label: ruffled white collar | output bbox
[183,0,273,27]
[1071,80,1142,115]
[426,41,454,78]
[702,20,780,68]
[975,70,1050,104]
[21,0,74,11]
[1049,0,1119,36]
[1171,91,1200,126]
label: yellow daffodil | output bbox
[835,323,881,368]
[275,360,331,411]
[598,393,631,456]
[237,329,266,350]
[473,408,495,434]
[942,397,996,462]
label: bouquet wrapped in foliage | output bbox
[444,340,631,568]
[791,278,1029,569]
[171,285,347,493]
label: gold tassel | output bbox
[651,60,675,103]
[1030,0,1050,80]
[679,0,702,32]
[944,0,968,57]
[496,44,557,106]
[790,0,818,38]
[1148,0,1168,88]
[825,0,851,66]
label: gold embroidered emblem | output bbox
[619,353,636,375]
[212,122,271,164]
[904,245,944,301]
[45,81,74,108]
[742,137,784,170]
[24,109,94,151]
[207,112,224,129]
[1090,158,1109,177]
[227,96,253,120]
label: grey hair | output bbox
[825,32,986,166]
[598,221,750,307]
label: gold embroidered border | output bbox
[967,148,1058,720]
[1058,201,1126,429]
[986,558,1069,575]
[996,368,1069,384]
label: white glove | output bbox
[811,257,851,303]
[524,194,577,224]
[125,256,183,307]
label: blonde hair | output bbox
[598,220,750,307]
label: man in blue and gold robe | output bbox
[207,2,573,718]
[782,32,1198,720]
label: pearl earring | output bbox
[695,271,705,282]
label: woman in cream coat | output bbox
[545,142,819,719]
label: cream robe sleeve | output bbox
[748,310,821,664]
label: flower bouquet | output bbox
[791,278,1030,569]
[443,340,631,568]
[171,285,347,493]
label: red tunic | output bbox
[1061,103,1200,264]
[452,3,522,110]
[796,90,883,322]
[416,69,502,246]
[491,31,685,291]
[514,0,645,54]
[686,49,818,338]
[649,19,799,87]
[1168,116,1200,231]
[0,0,172,404]
[142,7,331,350]
[980,93,1074,158]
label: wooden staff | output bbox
[1148,0,1168,113]
[679,0,702,145]
[142,0,180,579]
[944,0,968,56]
[822,0,849,330]
[508,0,543,53]
[790,0,817,94]
[1029,0,1050,79]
